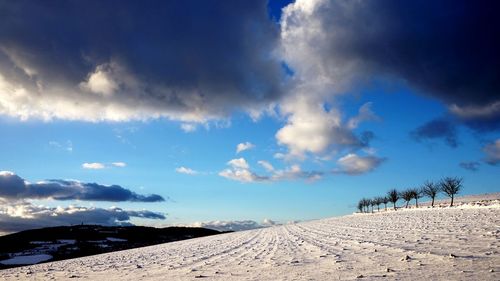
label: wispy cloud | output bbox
[257,160,274,172]
[459,161,480,171]
[49,140,73,152]
[219,158,322,183]
[82,162,127,169]
[175,166,198,175]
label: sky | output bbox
[0,0,499,234]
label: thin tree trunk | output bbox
[431,197,435,207]
[377,205,380,212]
[416,198,418,208]
[393,203,396,210]
[450,195,454,207]
[406,201,409,208]
[384,203,387,211]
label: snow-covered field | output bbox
[1,200,499,280]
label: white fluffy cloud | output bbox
[175,166,198,175]
[82,162,105,169]
[0,199,165,234]
[111,162,127,167]
[80,64,118,96]
[335,153,385,175]
[236,142,255,154]
[483,139,500,165]
[227,158,250,169]
[275,1,379,159]
[219,158,267,183]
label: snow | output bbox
[0,254,52,265]
[1,199,499,280]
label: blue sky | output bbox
[0,0,499,233]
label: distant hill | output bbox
[0,225,224,269]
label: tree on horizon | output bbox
[387,189,399,210]
[401,190,414,208]
[441,177,463,207]
[382,196,389,211]
[422,181,439,207]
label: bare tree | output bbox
[440,177,462,207]
[357,200,364,213]
[372,197,379,212]
[387,189,399,210]
[382,196,389,211]
[400,190,414,208]
[369,199,376,213]
[361,198,370,213]
[410,188,422,208]
[422,181,439,207]
[374,197,383,212]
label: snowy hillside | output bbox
[1,201,499,280]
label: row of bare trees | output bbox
[357,177,463,213]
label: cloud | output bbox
[334,153,385,175]
[0,0,283,123]
[0,171,164,202]
[347,102,380,130]
[175,167,197,175]
[410,118,458,147]
[219,158,322,183]
[257,160,275,172]
[459,161,480,171]
[180,123,197,133]
[219,158,271,182]
[270,164,323,182]
[48,140,73,152]
[82,162,127,169]
[191,219,279,232]
[82,162,106,169]
[483,139,500,165]
[111,162,127,167]
[280,0,500,132]
[0,200,165,234]
[275,96,374,159]
[227,158,250,169]
[219,168,263,183]
[236,142,255,154]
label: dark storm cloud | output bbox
[283,0,500,131]
[0,171,164,202]
[0,201,165,234]
[411,119,458,147]
[0,0,283,122]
